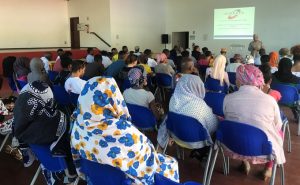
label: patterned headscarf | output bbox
[236,64,264,87]
[269,51,279,67]
[128,68,143,87]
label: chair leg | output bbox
[220,147,228,175]
[0,134,10,152]
[30,165,42,185]
[286,123,291,153]
[206,147,219,185]
[226,157,230,175]
[280,164,285,185]
[181,148,185,160]
[269,163,277,185]
[203,146,213,185]
[298,113,300,136]
[73,177,80,185]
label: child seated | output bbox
[64,60,86,94]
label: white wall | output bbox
[67,0,112,50]
[0,0,69,48]
[165,0,300,57]
[110,0,166,53]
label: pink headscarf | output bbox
[236,64,264,87]
[156,53,167,63]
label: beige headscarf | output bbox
[211,55,226,85]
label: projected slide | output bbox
[214,7,255,39]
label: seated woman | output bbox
[138,54,152,75]
[65,60,86,94]
[13,81,77,184]
[273,57,300,84]
[223,65,285,181]
[71,77,179,184]
[155,53,175,77]
[27,58,51,85]
[269,51,279,73]
[13,57,30,81]
[118,54,138,81]
[205,55,230,87]
[123,68,161,120]
[157,74,218,154]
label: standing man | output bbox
[248,34,264,65]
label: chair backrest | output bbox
[121,79,131,92]
[205,76,227,93]
[16,80,28,90]
[154,173,202,185]
[7,75,17,92]
[29,144,67,172]
[69,92,79,105]
[166,112,209,143]
[227,72,236,85]
[126,103,156,130]
[52,85,72,105]
[48,71,59,82]
[80,159,130,185]
[156,73,172,87]
[217,120,272,156]
[271,83,298,106]
[204,92,226,117]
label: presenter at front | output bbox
[248,34,264,65]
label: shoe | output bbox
[263,168,272,181]
[20,148,35,167]
[239,161,251,175]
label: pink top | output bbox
[268,89,282,102]
[198,59,209,66]
[223,85,285,164]
[53,59,63,72]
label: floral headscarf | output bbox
[236,64,264,87]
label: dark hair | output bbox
[181,50,190,58]
[193,45,200,51]
[118,51,126,60]
[162,49,170,54]
[259,64,272,84]
[111,48,117,52]
[57,48,63,53]
[260,55,270,65]
[202,47,208,53]
[291,45,300,56]
[87,48,93,54]
[64,51,72,58]
[71,60,85,72]
[144,49,152,56]
[259,48,266,56]
[101,50,108,57]
[138,54,147,64]
[125,54,138,65]
[293,54,300,65]
[204,50,212,57]
[94,54,103,62]
[60,55,72,69]
[122,46,128,52]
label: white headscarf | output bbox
[211,55,227,85]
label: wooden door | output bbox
[70,17,80,49]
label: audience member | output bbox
[155,53,175,76]
[175,50,189,72]
[53,48,65,72]
[123,68,160,119]
[122,45,129,54]
[101,50,112,68]
[54,55,72,86]
[245,55,255,65]
[64,60,86,94]
[13,57,30,81]
[13,81,77,183]
[192,45,201,61]
[292,55,300,77]
[84,54,104,79]
[70,77,179,184]
[163,49,176,69]
[220,48,227,56]
[206,55,230,87]
[260,55,270,65]
[224,64,285,180]
[259,48,267,56]
[144,49,157,67]
[138,54,152,74]
[273,57,300,84]
[279,48,290,59]
[180,57,199,76]
[111,48,118,61]
[2,56,16,78]
[104,51,126,78]
[86,47,94,63]
[269,51,279,73]
[40,52,52,72]
[118,54,138,81]
[291,45,300,56]
[170,45,179,61]
[133,46,141,56]
[226,54,242,72]
[27,58,50,85]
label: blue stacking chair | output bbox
[78,159,131,185]
[280,110,291,153]
[16,80,28,90]
[155,173,202,185]
[48,71,59,82]
[227,72,236,85]
[271,83,300,135]
[52,85,72,106]
[165,112,219,185]
[69,92,79,106]
[155,73,173,102]
[206,120,285,185]
[204,92,226,117]
[126,103,156,130]
[29,144,71,185]
[205,76,228,93]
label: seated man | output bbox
[84,54,104,79]
[118,54,138,81]
[64,60,86,94]
[54,55,72,86]
[123,68,161,120]
[226,54,242,72]
[104,51,126,78]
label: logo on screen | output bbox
[227,9,243,20]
